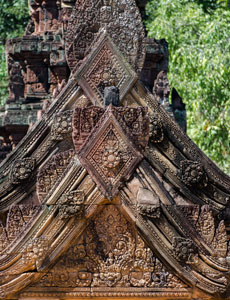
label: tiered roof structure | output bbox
[0,1,229,300]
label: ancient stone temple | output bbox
[0,1,229,300]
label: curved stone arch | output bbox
[65,0,146,73]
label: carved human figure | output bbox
[100,0,112,23]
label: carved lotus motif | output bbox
[74,32,138,105]
[10,158,35,184]
[51,110,73,141]
[74,106,148,198]
[172,237,197,264]
[178,160,208,187]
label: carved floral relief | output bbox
[65,0,145,72]
[34,205,186,289]
[73,105,149,198]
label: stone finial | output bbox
[104,86,120,107]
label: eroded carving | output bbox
[137,187,161,218]
[51,110,73,141]
[58,190,85,219]
[172,237,198,264]
[22,237,49,267]
[178,160,208,187]
[10,158,36,184]
[149,113,164,143]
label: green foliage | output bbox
[0,45,8,105]
[0,0,29,44]
[146,0,230,175]
[0,0,29,105]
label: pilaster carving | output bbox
[58,190,85,219]
[10,158,36,184]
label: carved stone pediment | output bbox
[73,31,138,105]
[25,205,187,298]
[73,105,149,198]
[65,0,145,73]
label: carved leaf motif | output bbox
[0,205,40,252]
[37,150,75,202]
[72,106,104,152]
[0,222,8,252]
[65,0,145,72]
[196,205,215,244]
[6,206,25,242]
[178,205,200,226]
[212,220,228,258]
[33,205,186,289]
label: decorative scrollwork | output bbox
[73,105,149,198]
[65,0,145,73]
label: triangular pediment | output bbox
[20,204,189,299]
[0,2,229,300]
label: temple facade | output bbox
[0,1,229,300]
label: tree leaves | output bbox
[0,0,29,105]
[146,0,230,174]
